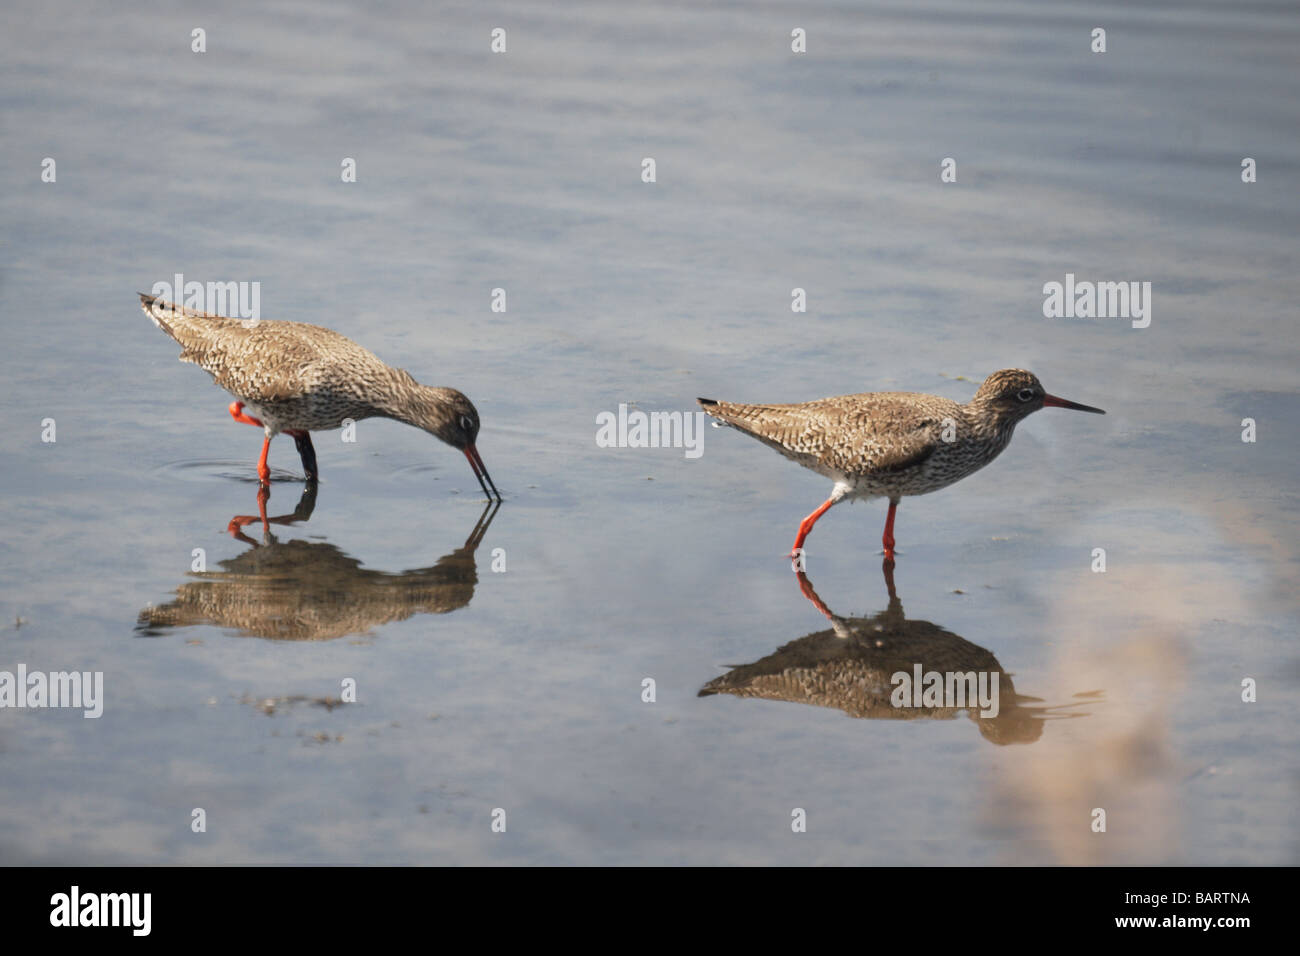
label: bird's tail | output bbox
[697,397,733,429]
[138,292,224,342]
[137,292,175,337]
[697,396,775,432]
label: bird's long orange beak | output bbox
[1043,393,1106,414]
[464,445,502,500]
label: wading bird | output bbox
[698,369,1103,560]
[139,293,500,498]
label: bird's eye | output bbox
[460,415,474,432]
[1016,388,1036,402]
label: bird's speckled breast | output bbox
[841,416,1019,500]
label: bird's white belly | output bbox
[237,400,287,435]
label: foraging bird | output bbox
[698,369,1104,559]
[138,293,500,497]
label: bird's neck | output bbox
[372,372,429,424]
[962,400,1021,442]
[377,378,459,434]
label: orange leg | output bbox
[790,497,838,557]
[227,483,317,545]
[882,498,899,559]
[228,400,263,428]
[227,484,272,544]
[229,402,272,484]
[796,571,835,622]
[256,437,271,484]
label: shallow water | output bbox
[1,0,1297,864]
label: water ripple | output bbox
[151,459,307,484]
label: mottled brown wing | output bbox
[140,294,380,404]
[189,327,323,402]
[698,392,948,476]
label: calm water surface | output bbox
[1,0,1297,864]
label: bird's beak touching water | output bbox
[1043,394,1106,414]
[464,445,502,500]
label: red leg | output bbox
[882,498,899,558]
[229,402,272,483]
[229,400,264,428]
[227,484,272,544]
[256,436,271,484]
[796,571,835,622]
[791,497,838,557]
[227,484,316,544]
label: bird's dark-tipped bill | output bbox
[464,445,502,500]
[1043,393,1106,414]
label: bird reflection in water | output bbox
[700,561,1091,745]
[137,484,501,641]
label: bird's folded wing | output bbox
[141,295,326,402]
[702,395,945,475]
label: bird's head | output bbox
[971,369,1105,422]
[407,386,500,499]
[411,386,480,450]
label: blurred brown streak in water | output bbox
[983,562,1254,864]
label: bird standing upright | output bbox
[698,369,1103,560]
[139,293,500,498]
